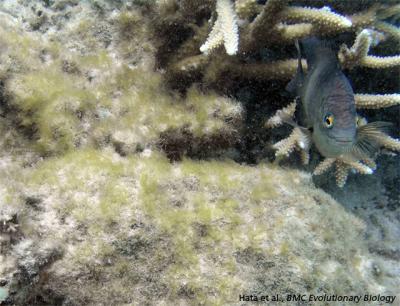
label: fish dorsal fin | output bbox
[300,37,338,71]
[285,40,304,96]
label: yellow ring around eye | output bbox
[324,114,334,128]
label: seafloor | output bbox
[0,1,399,305]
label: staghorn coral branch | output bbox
[267,100,311,165]
[339,29,400,69]
[235,0,260,19]
[339,29,372,69]
[200,17,224,55]
[355,94,400,109]
[248,0,287,35]
[370,132,400,152]
[380,137,400,152]
[335,157,375,188]
[241,2,357,51]
[273,127,310,158]
[228,59,307,80]
[341,158,374,175]
[313,158,335,175]
[273,133,297,156]
[170,54,211,74]
[219,0,239,55]
[335,161,350,188]
[362,157,377,171]
[272,127,311,165]
[349,5,378,29]
[377,4,400,23]
[314,157,373,187]
[335,158,373,187]
[239,0,287,52]
[300,150,310,165]
[279,6,352,32]
[204,2,393,57]
[350,4,399,34]
[200,0,239,56]
[374,21,400,41]
[265,101,296,128]
[274,23,313,42]
[360,55,400,68]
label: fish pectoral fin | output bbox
[351,121,393,158]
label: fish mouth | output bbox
[335,139,353,144]
[332,137,354,145]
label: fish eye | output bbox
[323,113,334,128]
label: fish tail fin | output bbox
[351,121,393,159]
[285,40,304,96]
[300,37,338,70]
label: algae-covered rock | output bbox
[0,1,242,158]
[0,149,395,305]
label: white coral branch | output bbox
[200,0,239,56]
[265,101,296,128]
[355,94,400,109]
[314,157,374,187]
[339,29,400,69]
[200,18,224,55]
[273,127,311,164]
[280,6,352,31]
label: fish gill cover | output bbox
[0,0,399,305]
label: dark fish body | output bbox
[287,38,357,158]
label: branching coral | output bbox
[265,100,296,128]
[235,0,259,19]
[313,157,374,188]
[211,1,399,187]
[265,100,311,165]
[355,94,400,109]
[158,1,399,94]
[200,0,239,55]
[267,102,400,187]
[279,6,352,32]
[272,127,311,165]
[238,1,355,52]
[154,1,400,186]
[339,29,400,69]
